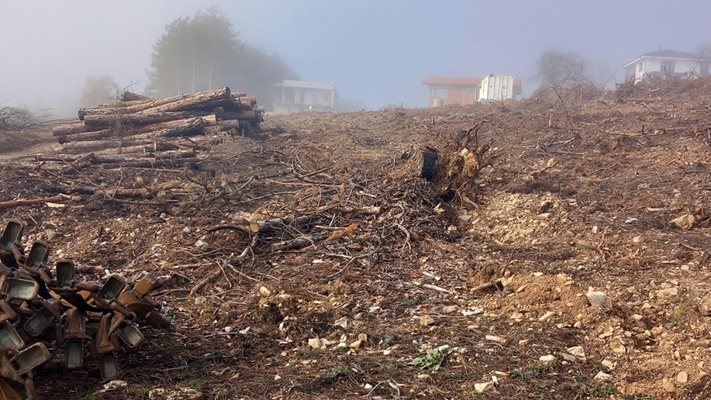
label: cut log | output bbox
[148,150,197,159]
[79,87,231,119]
[58,117,206,144]
[83,111,210,128]
[52,123,93,137]
[121,91,150,102]
[0,195,72,209]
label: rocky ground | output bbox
[1,78,711,399]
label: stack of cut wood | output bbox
[49,87,263,164]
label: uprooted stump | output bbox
[0,219,171,399]
[416,121,493,204]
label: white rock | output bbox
[308,338,323,349]
[585,288,612,308]
[485,335,506,344]
[677,371,688,384]
[601,359,615,370]
[259,286,271,297]
[102,380,128,391]
[656,287,678,300]
[566,346,586,361]
[538,311,555,322]
[663,378,675,392]
[474,381,494,393]
[594,371,612,381]
[334,316,350,329]
[510,312,524,321]
[539,355,557,363]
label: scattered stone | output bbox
[601,359,616,370]
[442,305,458,314]
[677,371,688,384]
[419,315,436,326]
[194,296,207,306]
[334,316,350,329]
[510,312,524,321]
[632,235,643,243]
[166,387,203,400]
[308,338,323,349]
[102,380,128,391]
[149,388,167,400]
[485,335,506,344]
[259,286,271,297]
[538,311,555,322]
[566,346,586,361]
[699,294,711,316]
[670,214,695,230]
[474,381,494,394]
[594,371,612,382]
[560,353,576,363]
[194,239,209,249]
[539,355,557,363]
[662,378,675,393]
[585,288,612,308]
[656,287,678,300]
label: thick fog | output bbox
[1,0,710,114]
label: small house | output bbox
[423,76,481,107]
[624,50,710,83]
[273,80,337,113]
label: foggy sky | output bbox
[1,0,710,113]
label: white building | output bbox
[273,80,337,113]
[478,74,520,101]
[624,50,710,83]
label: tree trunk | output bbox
[52,123,94,137]
[83,111,210,128]
[58,117,206,144]
[78,87,231,119]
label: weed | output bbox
[409,347,453,371]
[381,333,398,348]
[669,300,693,326]
[591,384,618,397]
[321,365,350,381]
[128,386,150,398]
[511,361,557,380]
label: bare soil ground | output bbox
[2,78,711,399]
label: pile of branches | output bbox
[48,87,263,166]
[0,220,171,399]
[0,107,34,131]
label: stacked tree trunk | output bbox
[48,87,263,167]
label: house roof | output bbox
[276,80,336,90]
[423,76,481,86]
[624,49,709,67]
[641,49,702,59]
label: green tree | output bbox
[147,8,298,108]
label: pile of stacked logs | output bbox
[46,87,262,167]
[0,219,171,398]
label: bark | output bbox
[58,117,205,144]
[79,87,231,119]
[121,91,150,102]
[83,111,210,128]
[0,195,71,209]
[52,123,93,137]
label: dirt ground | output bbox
[2,77,711,399]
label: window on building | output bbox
[430,87,449,98]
